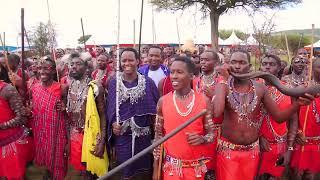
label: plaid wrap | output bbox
[31,82,67,180]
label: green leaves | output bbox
[78,35,92,44]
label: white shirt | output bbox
[148,67,166,88]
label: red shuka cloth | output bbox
[0,81,31,179]
[291,97,320,173]
[216,137,260,180]
[259,90,291,177]
[162,76,174,96]
[91,65,112,87]
[31,82,68,179]
[162,92,215,179]
[70,131,86,171]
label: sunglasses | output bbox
[293,58,307,64]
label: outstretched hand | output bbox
[295,93,315,106]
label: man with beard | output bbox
[213,50,314,180]
[108,48,159,179]
[139,46,169,88]
[63,52,107,178]
[153,56,215,179]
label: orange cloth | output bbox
[216,137,260,180]
[290,97,320,173]
[162,92,215,179]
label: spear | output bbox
[98,110,207,179]
[301,24,315,152]
[284,33,291,62]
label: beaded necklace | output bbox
[118,72,146,105]
[201,71,217,87]
[173,90,195,117]
[66,76,90,113]
[290,71,306,87]
[95,69,108,81]
[227,77,260,128]
[264,86,288,143]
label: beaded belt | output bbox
[71,127,84,134]
[163,154,209,177]
[305,136,320,145]
[217,138,259,151]
[120,117,151,157]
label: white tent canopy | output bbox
[305,40,320,48]
[242,34,258,46]
[221,31,243,45]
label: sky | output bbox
[0,0,319,48]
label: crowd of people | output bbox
[0,43,319,180]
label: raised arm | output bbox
[202,95,215,143]
[0,85,27,129]
[263,85,300,122]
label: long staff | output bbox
[138,0,144,57]
[302,24,315,152]
[21,8,27,95]
[284,33,291,62]
[98,110,207,179]
[115,0,121,125]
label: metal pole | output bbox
[138,0,144,57]
[116,0,121,125]
[98,110,207,179]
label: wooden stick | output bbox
[133,20,136,48]
[284,33,291,62]
[157,144,164,180]
[176,18,181,47]
[302,24,315,152]
[21,8,27,94]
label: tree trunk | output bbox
[209,11,219,51]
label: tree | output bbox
[219,29,248,40]
[251,13,276,53]
[151,0,301,51]
[30,22,56,56]
[270,34,311,57]
[78,35,92,44]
